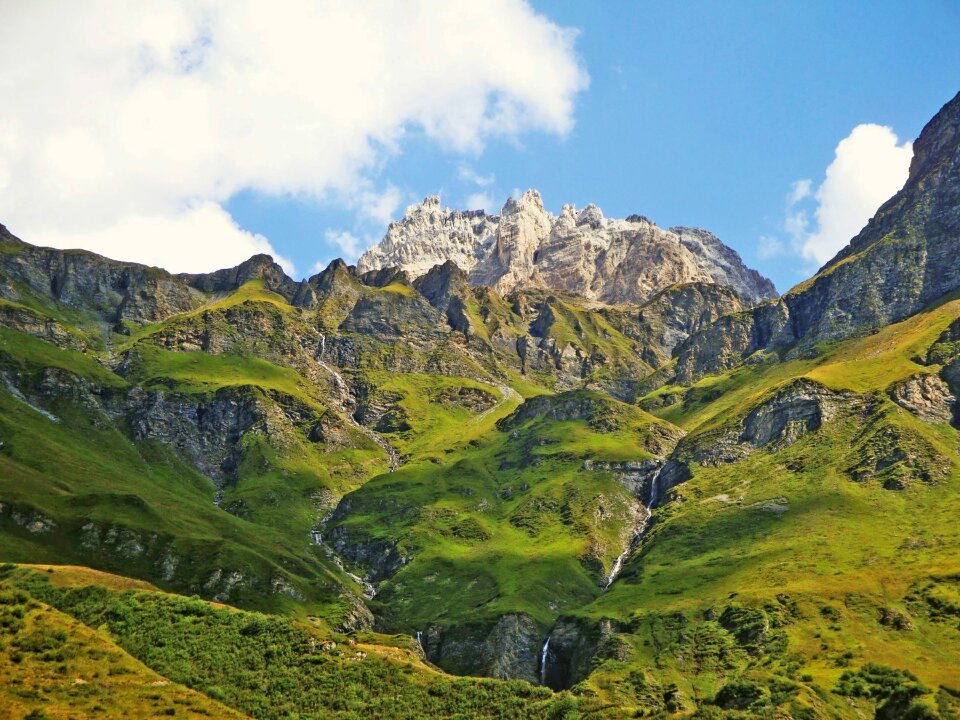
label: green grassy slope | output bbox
[0,575,245,718]
[328,390,683,671]
[0,285,388,623]
[556,298,960,717]
[2,243,960,718]
[1,564,595,720]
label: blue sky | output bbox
[4,1,960,293]
[225,1,960,291]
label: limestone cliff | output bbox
[358,190,776,306]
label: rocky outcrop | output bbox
[673,300,793,384]
[499,390,629,432]
[421,613,543,683]
[740,380,846,447]
[675,90,960,383]
[0,302,87,350]
[676,380,851,466]
[620,282,745,364]
[358,191,776,306]
[543,617,629,690]
[351,380,411,433]
[846,397,951,490]
[412,260,475,335]
[325,527,409,584]
[925,317,960,365]
[180,254,299,300]
[890,373,956,424]
[0,225,201,327]
[338,281,446,341]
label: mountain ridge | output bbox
[357,190,777,306]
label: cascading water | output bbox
[415,631,424,650]
[648,463,661,508]
[539,636,551,685]
[603,463,665,591]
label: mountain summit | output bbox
[358,190,776,306]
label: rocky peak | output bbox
[577,204,604,228]
[672,227,777,300]
[501,188,545,216]
[413,260,470,307]
[358,266,410,289]
[907,89,959,183]
[358,190,776,307]
[183,254,297,298]
[486,190,553,292]
[413,260,474,335]
[308,258,353,288]
[409,195,442,216]
[358,196,500,280]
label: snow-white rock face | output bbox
[357,190,776,306]
[357,196,500,280]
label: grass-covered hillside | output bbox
[0,564,592,719]
[550,296,960,717]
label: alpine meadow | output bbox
[1,3,960,719]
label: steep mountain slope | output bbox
[358,191,776,305]
[675,90,960,384]
[0,565,245,718]
[554,295,960,716]
[0,220,751,628]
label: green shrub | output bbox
[714,679,767,710]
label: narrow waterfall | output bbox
[603,507,649,591]
[603,463,666,591]
[539,636,551,685]
[415,631,424,650]
[648,463,662,508]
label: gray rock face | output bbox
[627,282,745,364]
[179,254,299,299]
[358,190,776,306]
[890,373,956,424]
[479,614,543,683]
[0,303,86,350]
[126,386,267,486]
[326,526,409,584]
[412,260,474,335]
[421,613,543,683]
[673,299,793,384]
[0,225,201,327]
[544,617,628,690]
[677,379,851,466]
[740,380,844,447]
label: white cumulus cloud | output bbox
[464,192,496,213]
[797,124,912,265]
[34,203,294,275]
[323,231,364,262]
[0,0,587,275]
